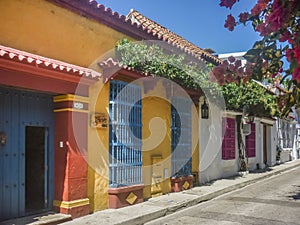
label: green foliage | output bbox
[116,39,223,102]
[222,81,279,117]
[116,39,279,117]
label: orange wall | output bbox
[0,0,134,68]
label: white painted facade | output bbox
[276,118,299,162]
[199,100,277,184]
[199,51,298,184]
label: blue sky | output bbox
[97,0,261,54]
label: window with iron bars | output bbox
[171,97,192,178]
[109,80,142,188]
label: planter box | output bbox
[108,184,144,209]
[171,175,194,192]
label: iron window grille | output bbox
[171,97,192,178]
[109,80,142,187]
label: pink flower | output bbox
[212,65,226,77]
[238,12,249,23]
[218,76,226,85]
[251,3,266,15]
[228,64,235,71]
[285,48,293,62]
[224,14,236,31]
[292,66,300,83]
[222,60,229,67]
[256,23,270,36]
[235,59,242,68]
[237,67,244,75]
[267,0,289,32]
[219,0,237,9]
[279,30,291,42]
[228,56,235,63]
[271,72,278,78]
[225,73,235,83]
[294,46,300,64]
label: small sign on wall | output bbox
[91,112,108,128]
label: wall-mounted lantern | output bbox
[242,105,254,124]
[0,132,7,146]
[248,112,255,124]
[201,98,209,119]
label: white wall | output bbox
[199,103,261,184]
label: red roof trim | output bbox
[0,45,101,80]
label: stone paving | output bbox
[2,160,300,225]
[62,159,300,225]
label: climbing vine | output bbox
[116,39,279,117]
[116,39,223,102]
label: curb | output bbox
[113,161,300,225]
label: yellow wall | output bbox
[0,0,201,209]
[142,90,172,199]
[88,80,110,212]
[0,0,133,67]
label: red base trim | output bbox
[171,175,194,192]
[108,184,144,209]
[53,204,90,219]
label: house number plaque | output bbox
[91,112,108,128]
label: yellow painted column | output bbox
[88,81,110,212]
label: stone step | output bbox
[1,212,72,225]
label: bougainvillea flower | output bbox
[212,65,226,78]
[292,66,300,83]
[294,46,300,64]
[251,0,268,15]
[256,23,270,36]
[235,59,242,68]
[238,12,249,23]
[219,0,237,9]
[224,14,236,31]
[279,30,291,42]
[285,48,293,62]
[228,55,235,63]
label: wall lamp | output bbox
[243,105,254,124]
[201,98,209,119]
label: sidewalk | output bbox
[62,159,300,225]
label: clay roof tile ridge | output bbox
[127,10,222,64]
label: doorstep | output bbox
[0,212,72,225]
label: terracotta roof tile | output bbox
[0,45,101,79]
[50,1,221,65]
[98,57,151,83]
[49,0,162,40]
[126,10,222,65]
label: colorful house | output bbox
[0,0,220,221]
[199,52,283,184]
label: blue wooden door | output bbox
[0,87,54,221]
